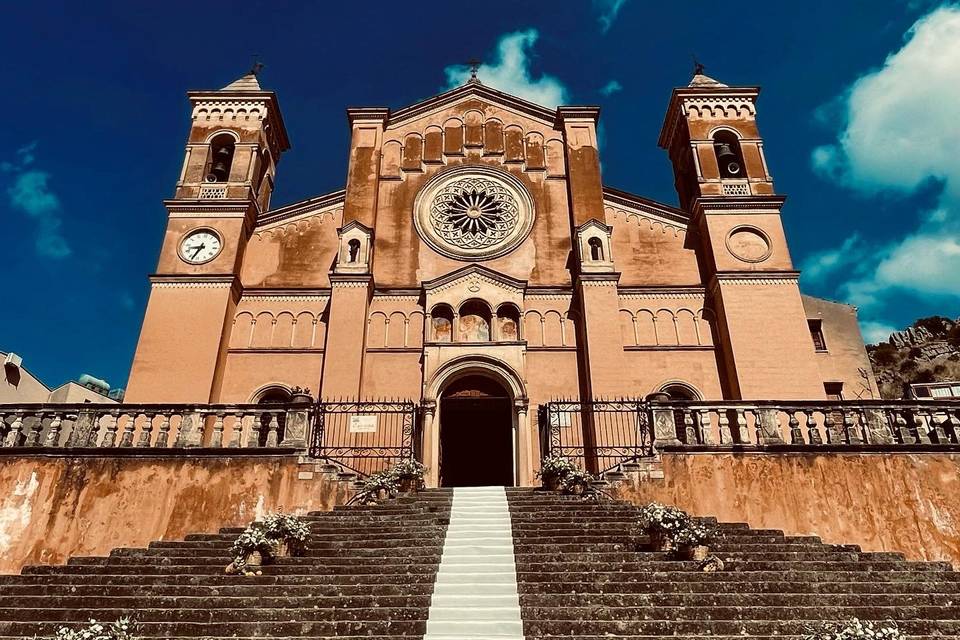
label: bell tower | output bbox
[659,69,824,401]
[126,68,290,404]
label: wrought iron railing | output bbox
[538,399,653,475]
[309,399,418,478]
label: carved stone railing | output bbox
[648,400,960,449]
[0,402,313,450]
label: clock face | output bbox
[179,229,222,264]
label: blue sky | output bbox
[2,1,959,390]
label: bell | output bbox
[716,143,742,176]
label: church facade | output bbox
[125,69,878,485]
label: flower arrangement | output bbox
[230,525,275,569]
[637,502,714,555]
[803,619,906,640]
[51,618,136,640]
[262,512,310,556]
[352,469,400,505]
[560,468,594,495]
[536,455,578,490]
[393,459,427,492]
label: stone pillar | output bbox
[342,108,388,227]
[280,396,312,449]
[556,107,604,226]
[576,275,628,397]
[515,400,533,486]
[421,402,439,488]
[320,275,372,399]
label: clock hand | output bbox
[191,244,205,259]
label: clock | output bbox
[178,229,223,264]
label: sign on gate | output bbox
[349,415,378,433]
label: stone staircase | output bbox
[0,492,453,640]
[506,488,960,639]
[0,486,957,640]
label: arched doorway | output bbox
[439,375,514,487]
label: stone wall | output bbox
[613,450,960,565]
[0,452,352,574]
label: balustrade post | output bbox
[756,408,784,445]
[210,412,226,447]
[174,410,204,447]
[862,408,893,444]
[946,411,960,444]
[698,409,714,445]
[68,409,99,447]
[228,413,244,448]
[281,404,310,449]
[788,412,804,444]
[155,412,172,448]
[265,413,280,447]
[894,410,915,444]
[101,412,120,448]
[4,415,24,447]
[734,409,750,444]
[247,414,263,448]
[42,413,63,447]
[845,409,863,445]
[929,411,949,444]
[682,410,697,444]
[913,412,931,444]
[650,405,681,449]
[717,410,732,444]
[823,413,840,444]
[805,411,822,445]
[119,413,137,447]
[137,412,155,447]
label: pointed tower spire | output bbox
[688,60,728,88]
[221,62,265,92]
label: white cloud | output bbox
[594,0,629,33]
[599,79,623,97]
[444,29,570,108]
[860,320,898,345]
[810,5,960,314]
[4,143,71,259]
[801,233,865,284]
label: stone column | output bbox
[421,402,439,488]
[515,400,533,486]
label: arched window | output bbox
[588,237,604,261]
[712,130,745,179]
[458,300,491,342]
[431,305,454,342]
[347,239,361,263]
[206,133,236,183]
[660,382,701,401]
[497,304,521,341]
[253,148,271,191]
[255,386,290,446]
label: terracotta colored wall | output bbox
[0,453,351,574]
[613,451,960,565]
[802,294,880,400]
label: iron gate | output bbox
[309,399,418,477]
[539,399,653,474]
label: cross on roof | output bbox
[467,59,482,84]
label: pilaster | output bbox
[342,108,389,228]
[320,274,373,399]
[556,107,604,226]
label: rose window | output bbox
[430,177,520,250]
[414,167,535,261]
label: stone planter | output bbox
[375,488,390,502]
[274,541,290,558]
[244,550,264,567]
[678,544,709,561]
[565,482,586,496]
[291,392,313,405]
[398,477,420,493]
[649,530,674,552]
[542,476,562,492]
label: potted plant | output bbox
[290,386,313,405]
[353,470,399,505]
[263,512,310,558]
[230,525,274,570]
[393,459,427,493]
[560,468,594,495]
[673,519,715,561]
[637,502,690,552]
[803,619,905,640]
[537,455,577,491]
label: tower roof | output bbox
[688,72,728,88]
[220,72,263,92]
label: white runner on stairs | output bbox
[424,486,524,640]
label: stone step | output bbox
[0,606,433,623]
[127,545,444,557]
[0,620,427,637]
[0,573,439,586]
[521,620,960,636]
[517,580,960,594]
[517,569,960,582]
[521,604,958,621]
[515,560,952,572]
[0,583,437,597]
[21,562,440,575]
[519,592,956,607]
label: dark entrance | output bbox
[439,375,514,487]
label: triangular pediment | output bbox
[388,83,558,128]
[422,265,527,294]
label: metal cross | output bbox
[467,59,481,83]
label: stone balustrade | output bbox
[648,399,960,448]
[0,402,313,450]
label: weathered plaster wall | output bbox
[802,294,880,400]
[0,454,351,574]
[613,451,960,565]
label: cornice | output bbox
[575,272,621,287]
[149,275,239,290]
[329,274,373,288]
[347,107,390,126]
[602,186,690,226]
[386,83,557,128]
[422,265,528,294]
[711,271,800,288]
[187,89,291,152]
[658,85,761,150]
[692,195,787,216]
[257,189,346,229]
[555,106,601,127]
[165,199,255,218]
[619,287,706,300]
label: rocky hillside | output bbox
[866,316,960,399]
